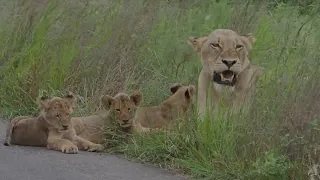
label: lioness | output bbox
[72,91,143,143]
[4,93,104,154]
[188,29,261,119]
[134,84,196,130]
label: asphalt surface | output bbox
[0,121,187,180]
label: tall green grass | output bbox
[0,0,319,179]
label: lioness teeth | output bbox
[230,74,235,80]
[221,75,227,81]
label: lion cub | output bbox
[4,93,104,154]
[72,91,143,143]
[134,84,196,131]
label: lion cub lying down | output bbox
[74,84,196,137]
[4,93,104,154]
[134,84,196,131]
[72,91,143,143]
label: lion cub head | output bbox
[169,83,196,107]
[100,91,142,128]
[188,29,256,86]
[39,92,76,132]
[134,84,196,131]
[161,83,197,118]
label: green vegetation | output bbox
[0,0,319,179]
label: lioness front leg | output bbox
[72,136,104,152]
[47,131,78,154]
[197,69,210,120]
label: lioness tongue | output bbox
[222,71,234,80]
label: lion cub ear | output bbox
[184,85,196,100]
[64,92,76,112]
[170,83,182,94]
[38,96,50,110]
[188,36,208,56]
[130,91,143,106]
[100,95,115,110]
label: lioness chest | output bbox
[213,83,236,106]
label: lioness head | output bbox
[188,29,256,86]
[100,91,143,128]
[39,92,76,132]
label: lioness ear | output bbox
[240,33,256,51]
[38,96,50,110]
[130,91,143,106]
[188,36,208,56]
[64,92,76,111]
[244,33,256,45]
[170,83,182,94]
[100,95,114,110]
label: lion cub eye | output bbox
[56,114,61,118]
[128,108,131,111]
[210,43,220,48]
[236,44,243,49]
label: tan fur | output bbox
[188,29,261,119]
[3,93,104,154]
[71,91,144,143]
[134,84,196,131]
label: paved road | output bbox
[0,121,187,180]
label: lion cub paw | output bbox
[61,144,79,154]
[87,144,104,152]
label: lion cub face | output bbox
[39,92,76,132]
[188,29,256,86]
[101,91,142,128]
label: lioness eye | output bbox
[128,108,131,111]
[236,45,243,49]
[115,109,120,112]
[210,43,220,48]
[56,114,61,118]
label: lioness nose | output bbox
[62,125,69,129]
[222,60,236,68]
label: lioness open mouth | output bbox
[59,129,69,132]
[120,122,131,128]
[213,70,237,86]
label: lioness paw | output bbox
[3,141,10,146]
[61,144,78,154]
[87,144,104,152]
